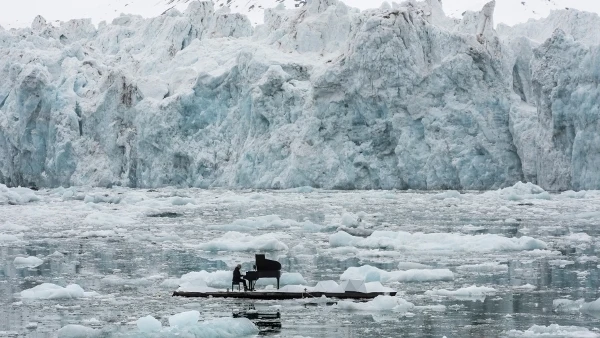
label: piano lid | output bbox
[255,254,282,271]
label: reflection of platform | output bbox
[172,291,396,299]
[233,307,281,333]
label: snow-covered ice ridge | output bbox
[1,0,600,190]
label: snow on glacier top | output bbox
[2,0,600,29]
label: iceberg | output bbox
[0,0,599,190]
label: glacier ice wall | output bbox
[0,0,599,190]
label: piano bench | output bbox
[232,281,243,291]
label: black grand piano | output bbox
[244,254,282,291]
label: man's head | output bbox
[236,264,241,269]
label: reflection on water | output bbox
[0,189,599,337]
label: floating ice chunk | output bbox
[513,284,536,291]
[84,212,136,226]
[137,315,162,332]
[13,256,44,268]
[197,232,288,251]
[0,184,40,205]
[485,182,551,201]
[183,318,258,337]
[336,296,414,312]
[548,260,575,268]
[0,233,24,244]
[553,298,585,313]
[426,285,496,301]
[209,215,316,232]
[565,233,592,242]
[21,283,97,300]
[560,190,587,199]
[341,265,454,283]
[431,190,462,200]
[274,272,306,286]
[340,213,360,228]
[397,262,432,270]
[169,311,200,328]
[581,298,600,313]
[456,262,508,274]
[330,230,547,253]
[364,282,395,293]
[57,325,99,338]
[504,324,599,337]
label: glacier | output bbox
[0,0,599,190]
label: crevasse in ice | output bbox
[1,0,599,190]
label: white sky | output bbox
[1,0,599,29]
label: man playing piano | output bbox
[233,264,248,291]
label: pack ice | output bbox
[1,0,599,190]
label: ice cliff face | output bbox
[0,0,599,190]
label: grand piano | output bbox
[244,254,282,291]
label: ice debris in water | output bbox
[504,324,600,337]
[336,296,415,312]
[484,182,551,201]
[57,325,99,338]
[329,230,547,252]
[13,256,44,268]
[197,231,289,251]
[341,265,454,283]
[425,285,497,301]
[21,283,98,300]
[554,297,600,314]
[137,316,162,332]
[169,311,200,328]
[0,184,40,205]
[130,317,258,337]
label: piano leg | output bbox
[277,277,280,290]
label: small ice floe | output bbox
[484,182,551,201]
[431,190,462,200]
[21,283,98,300]
[504,324,599,337]
[336,295,414,313]
[0,184,40,205]
[13,256,44,268]
[554,297,600,314]
[329,230,547,253]
[564,232,593,243]
[197,232,288,252]
[169,310,200,328]
[0,233,25,245]
[425,285,496,301]
[512,284,536,292]
[397,262,432,270]
[456,262,508,274]
[137,315,162,332]
[133,315,258,336]
[548,260,575,268]
[57,325,99,338]
[341,265,454,283]
[208,215,318,232]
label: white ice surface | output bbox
[505,324,600,337]
[426,285,496,301]
[341,265,454,283]
[2,1,600,191]
[336,295,414,312]
[330,231,547,253]
[21,283,98,300]
[13,256,44,268]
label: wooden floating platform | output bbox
[172,291,397,300]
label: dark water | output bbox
[1,189,600,337]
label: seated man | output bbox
[233,264,248,291]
